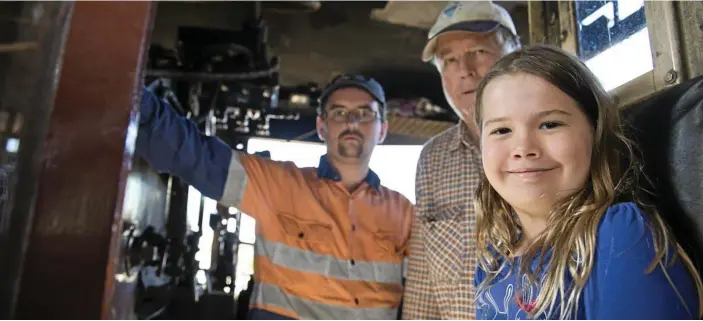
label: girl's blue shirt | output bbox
[475,202,699,320]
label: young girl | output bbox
[472,45,703,319]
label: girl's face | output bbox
[479,73,595,217]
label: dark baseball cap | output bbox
[318,74,386,110]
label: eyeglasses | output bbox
[324,108,379,123]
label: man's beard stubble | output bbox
[337,129,364,158]
[338,142,363,158]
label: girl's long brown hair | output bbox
[473,44,703,319]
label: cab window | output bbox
[575,0,652,91]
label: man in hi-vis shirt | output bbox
[136,74,413,320]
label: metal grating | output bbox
[387,115,455,139]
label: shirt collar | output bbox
[449,121,478,152]
[316,155,381,191]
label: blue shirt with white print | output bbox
[475,202,699,320]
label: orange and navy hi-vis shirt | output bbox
[135,87,413,319]
[220,152,414,319]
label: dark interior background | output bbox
[149,1,530,112]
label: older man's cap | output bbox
[422,1,518,62]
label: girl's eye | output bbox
[489,127,511,135]
[540,121,563,130]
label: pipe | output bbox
[145,58,280,82]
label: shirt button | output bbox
[350,259,355,266]
[354,298,360,305]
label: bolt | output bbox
[665,70,678,84]
[560,30,569,42]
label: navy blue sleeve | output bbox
[135,86,232,200]
[584,202,699,319]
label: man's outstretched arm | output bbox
[135,87,233,200]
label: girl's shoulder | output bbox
[600,202,648,227]
[596,201,653,254]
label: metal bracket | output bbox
[645,1,684,91]
[557,0,578,54]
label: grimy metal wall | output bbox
[0,2,74,318]
[0,2,160,319]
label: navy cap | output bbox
[318,74,386,112]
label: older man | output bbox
[402,1,521,319]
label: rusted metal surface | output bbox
[527,0,559,47]
[677,1,703,80]
[612,72,657,109]
[542,0,561,47]
[527,1,547,45]
[0,2,74,318]
[644,1,683,91]
[612,2,686,108]
[557,0,577,54]
[13,1,156,319]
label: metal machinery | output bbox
[1,0,702,320]
[138,15,293,320]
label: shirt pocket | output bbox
[275,211,335,248]
[420,205,466,285]
[373,230,403,261]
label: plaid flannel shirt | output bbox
[402,122,481,319]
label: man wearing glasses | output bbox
[136,74,413,319]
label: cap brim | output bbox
[421,21,501,62]
[319,80,384,107]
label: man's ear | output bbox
[316,116,327,141]
[378,120,389,144]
